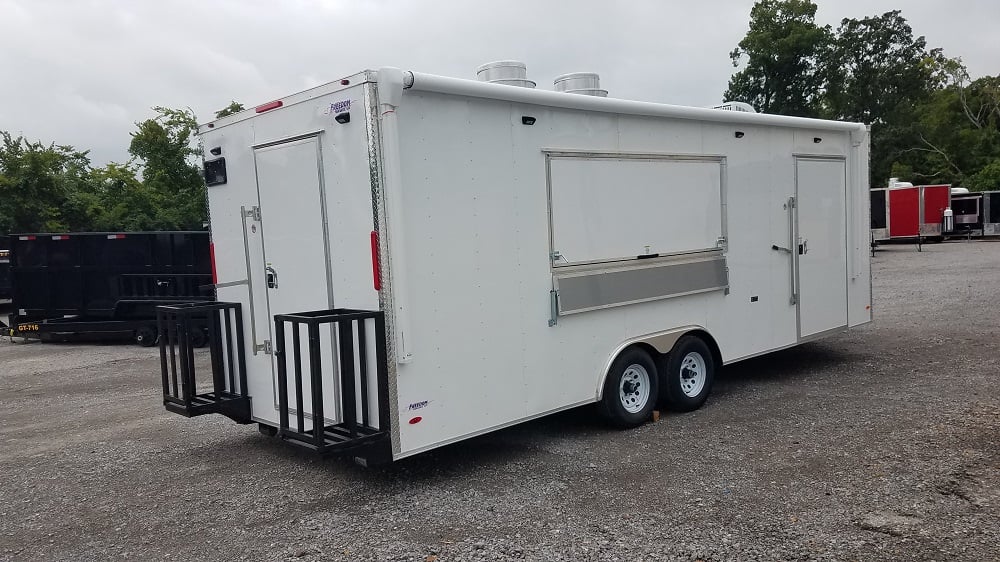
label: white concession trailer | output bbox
[158,64,872,465]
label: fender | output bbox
[594,326,707,400]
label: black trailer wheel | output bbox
[258,424,278,437]
[189,328,208,348]
[598,347,659,428]
[660,335,716,412]
[135,326,157,347]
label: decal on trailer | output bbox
[321,99,351,116]
[407,400,429,411]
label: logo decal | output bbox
[326,99,351,114]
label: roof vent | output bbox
[713,101,756,113]
[476,61,536,88]
[553,72,608,97]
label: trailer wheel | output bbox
[660,335,715,412]
[135,326,157,347]
[258,424,278,437]
[189,328,208,348]
[598,347,659,428]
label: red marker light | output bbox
[210,242,218,284]
[255,100,283,113]
[370,231,381,291]
[408,416,422,425]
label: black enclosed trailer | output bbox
[8,231,213,345]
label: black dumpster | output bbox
[9,231,213,344]
[0,235,10,300]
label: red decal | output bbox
[408,416,422,425]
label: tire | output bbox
[258,424,278,437]
[189,328,208,348]
[598,347,659,428]
[135,326,157,347]
[659,335,715,412]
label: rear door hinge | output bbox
[244,206,261,221]
[255,340,272,354]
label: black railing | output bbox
[158,302,251,423]
[273,309,390,458]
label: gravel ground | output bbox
[1,241,998,561]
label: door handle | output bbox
[771,244,792,254]
[265,265,278,289]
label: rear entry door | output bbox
[795,157,848,339]
[252,136,337,424]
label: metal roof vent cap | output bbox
[476,60,536,88]
[713,101,756,113]
[554,72,608,97]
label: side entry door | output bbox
[252,136,336,420]
[795,157,848,339]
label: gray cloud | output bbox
[1,0,996,166]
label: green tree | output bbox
[887,72,1000,187]
[823,11,943,125]
[724,0,830,116]
[129,106,206,229]
[0,132,95,233]
[215,101,244,119]
[81,162,161,230]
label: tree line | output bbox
[725,0,999,190]
[0,103,242,235]
[3,5,996,236]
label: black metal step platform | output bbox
[273,308,391,462]
[158,302,251,424]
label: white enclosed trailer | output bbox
[158,65,872,465]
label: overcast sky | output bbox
[1,0,997,166]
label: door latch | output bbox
[255,340,273,355]
[265,264,278,289]
[798,239,809,255]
